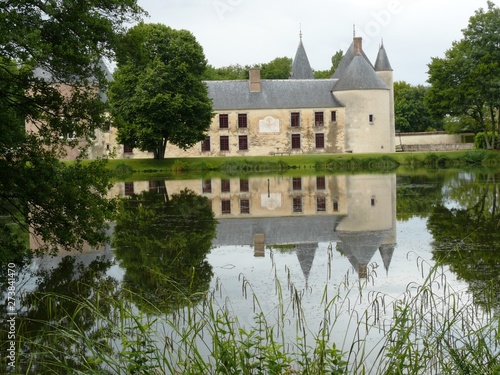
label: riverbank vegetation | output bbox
[107,150,500,180]
[8,256,499,374]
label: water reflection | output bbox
[113,184,217,314]
[4,171,500,372]
[112,174,397,279]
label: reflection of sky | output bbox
[206,215,471,365]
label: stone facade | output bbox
[97,35,396,159]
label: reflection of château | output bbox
[112,174,397,278]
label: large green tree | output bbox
[109,23,214,159]
[426,1,500,149]
[0,0,143,275]
[394,81,443,132]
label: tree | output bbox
[109,23,214,159]
[426,1,500,149]
[394,81,443,132]
[0,0,143,279]
[260,57,292,79]
[314,50,343,78]
[203,64,249,80]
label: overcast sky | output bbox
[137,0,491,85]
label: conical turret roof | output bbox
[290,37,314,80]
[374,42,393,72]
[331,41,373,79]
[332,54,388,91]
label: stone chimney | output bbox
[353,36,363,56]
[249,68,261,93]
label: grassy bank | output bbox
[8,258,499,374]
[107,150,500,180]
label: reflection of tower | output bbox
[335,174,397,278]
[295,243,318,287]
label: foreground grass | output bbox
[7,255,500,374]
[106,150,500,180]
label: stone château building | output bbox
[29,34,395,159]
[107,34,395,159]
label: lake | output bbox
[6,169,500,374]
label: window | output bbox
[369,114,374,123]
[291,134,301,149]
[317,196,326,212]
[221,199,231,214]
[238,113,248,128]
[291,112,300,127]
[220,136,229,151]
[219,114,229,129]
[240,179,249,192]
[316,176,326,190]
[371,196,376,206]
[202,179,212,193]
[149,180,165,193]
[315,112,324,126]
[240,199,250,214]
[238,135,248,151]
[292,177,302,191]
[293,197,302,213]
[221,179,230,193]
[331,111,337,122]
[123,144,133,154]
[124,182,134,196]
[201,137,211,152]
[333,200,339,212]
[315,133,325,149]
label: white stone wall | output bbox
[334,89,393,153]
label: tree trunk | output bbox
[497,108,500,150]
[479,111,492,149]
[153,139,168,160]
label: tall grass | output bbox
[6,251,500,374]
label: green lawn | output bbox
[104,150,500,180]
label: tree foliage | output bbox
[203,64,249,80]
[108,23,214,159]
[314,50,343,78]
[113,186,217,314]
[426,1,500,148]
[0,0,143,277]
[394,81,443,132]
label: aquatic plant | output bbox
[3,250,499,374]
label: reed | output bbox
[5,252,500,374]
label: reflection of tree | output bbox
[396,174,445,221]
[0,256,117,373]
[427,173,500,312]
[113,187,217,314]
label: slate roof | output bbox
[336,230,392,274]
[331,41,374,80]
[374,43,393,72]
[205,79,344,110]
[290,39,314,79]
[213,216,341,246]
[332,54,388,91]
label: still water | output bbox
[9,170,500,372]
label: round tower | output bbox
[375,41,395,152]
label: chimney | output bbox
[249,68,261,93]
[353,36,363,56]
